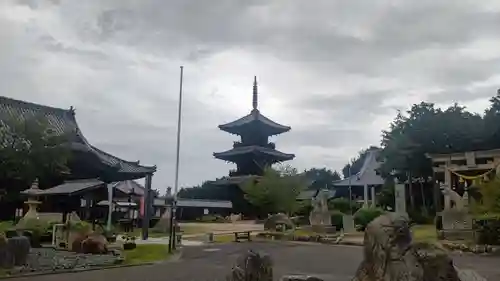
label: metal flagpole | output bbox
[169,66,184,252]
[348,164,353,215]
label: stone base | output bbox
[438,229,477,242]
[342,215,355,233]
[302,225,336,234]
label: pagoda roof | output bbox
[332,148,384,187]
[0,96,156,181]
[213,145,295,162]
[218,109,291,136]
[218,76,291,136]
[208,175,261,186]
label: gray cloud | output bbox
[1,0,500,190]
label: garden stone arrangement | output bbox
[8,247,123,275]
[0,231,124,276]
[231,213,487,281]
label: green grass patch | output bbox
[213,234,235,243]
[124,228,169,238]
[293,229,317,236]
[178,225,208,235]
[124,244,170,264]
[0,221,15,233]
[412,224,437,242]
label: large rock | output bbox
[81,233,108,254]
[264,213,295,232]
[0,235,31,268]
[227,250,273,281]
[351,213,461,281]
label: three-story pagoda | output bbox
[213,77,295,178]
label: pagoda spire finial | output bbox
[252,76,258,110]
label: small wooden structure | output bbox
[234,231,252,242]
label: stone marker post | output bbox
[394,179,408,217]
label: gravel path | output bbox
[6,242,500,281]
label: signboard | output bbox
[204,208,209,215]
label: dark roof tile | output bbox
[0,96,156,179]
[213,145,295,162]
[218,109,291,136]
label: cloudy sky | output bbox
[1,0,500,191]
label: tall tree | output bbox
[378,102,484,181]
[483,89,500,149]
[303,167,341,189]
[0,116,70,187]
[242,165,307,216]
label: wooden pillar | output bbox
[363,184,369,207]
[142,173,153,240]
[444,169,451,210]
[371,186,376,207]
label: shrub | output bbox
[329,198,358,214]
[408,209,434,224]
[292,216,309,226]
[354,207,385,231]
[198,215,228,223]
[68,221,92,234]
[475,213,500,245]
[330,211,344,230]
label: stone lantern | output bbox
[17,179,42,226]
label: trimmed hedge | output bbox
[353,207,385,231]
[330,211,343,230]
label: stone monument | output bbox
[439,183,475,241]
[307,189,335,233]
[394,178,408,217]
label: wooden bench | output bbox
[234,231,252,242]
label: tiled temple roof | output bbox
[213,145,295,162]
[218,109,291,136]
[0,96,156,180]
[333,148,384,187]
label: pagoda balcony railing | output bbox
[233,141,276,149]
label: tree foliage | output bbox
[378,95,499,181]
[303,167,341,189]
[471,177,500,215]
[0,116,70,187]
[242,165,307,216]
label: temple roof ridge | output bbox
[333,148,384,187]
[0,95,156,179]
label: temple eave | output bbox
[218,112,291,136]
[213,151,295,163]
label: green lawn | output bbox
[125,228,169,238]
[412,224,437,242]
[0,221,14,233]
[124,244,171,264]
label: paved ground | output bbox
[8,242,500,281]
